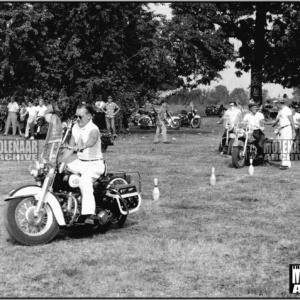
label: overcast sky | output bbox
[148,3,294,98]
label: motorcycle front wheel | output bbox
[232,146,246,168]
[4,197,59,246]
[171,119,181,130]
[191,118,201,128]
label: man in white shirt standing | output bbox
[25,100,37,139]
[243,101,269,165]
[269,95,296,169]
[218,101,241,153]
[4,96,19,136]
[62,104,105,225]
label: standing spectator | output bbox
[292,106,300,143]
[101,95,120,138]
[35,98,47,134]
[268,94,296,169]
[18,101,28,136]
[93,96,106,130]
[154,100,170,144]
[25,100,37,139]
[4,96,19,136]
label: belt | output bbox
[79,158,103,162]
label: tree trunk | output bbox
[250,3,267,106]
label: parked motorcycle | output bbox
[137,109,158,129]
[4,114,141,245]
[205,104,227,117]
[177,108,201,128]
[218,117,236,155]
[231,121,264,168]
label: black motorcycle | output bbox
[4,115,141,246]
[177,108,201,128]
[137,108,158,129]
[205,104,227,117]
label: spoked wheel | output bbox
[191,118,201,128]
[232,146,246,168]
[4,197,59,246]
[170,119,181,130]
[228,139,235,155]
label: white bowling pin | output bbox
[153,178,160,201]
[210,167,216,186]
[249,158,254,176]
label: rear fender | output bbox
[5,185,66,226]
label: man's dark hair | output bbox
[160,100,165,105]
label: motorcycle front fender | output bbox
[193,115,201,119]
[5,185,66,226]
[232,139,244,147]
[229,133,236,139]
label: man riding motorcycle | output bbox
[243,100,269,165]
[62,104,105,225]
[218,101,241,153]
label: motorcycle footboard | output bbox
[111,184,141,214]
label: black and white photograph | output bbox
[1,1,300,297]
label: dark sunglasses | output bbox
[75,115,83,120]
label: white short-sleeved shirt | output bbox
[72,121,102,160]
[35,105,48,117]
[277,106,292,127]
[243,112,265,130]
[95,101,105,111]
[223,107,241,125]
[27,106,37,117]
[7,102,19,112]
[293,112,300,128]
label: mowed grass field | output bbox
[1,116,300,297]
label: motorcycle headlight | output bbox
[30,169,38,177]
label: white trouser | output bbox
[278,126,292,167]
[25,116,36,137]
[67,159,105,215]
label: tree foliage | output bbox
[0,2,235,117]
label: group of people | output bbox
[219,94,299,170]
[2,96,53,139]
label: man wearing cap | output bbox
[218,101,241,153]
[268,94,296,169]
[243,100,269,165]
